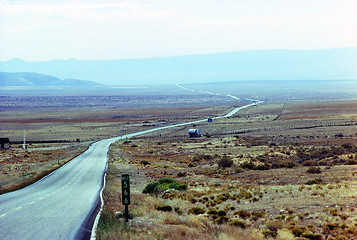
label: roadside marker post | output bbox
[121,174,130,222]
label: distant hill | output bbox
[0,72,101,86]
[0,48,356,85]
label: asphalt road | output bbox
[0,139,117,240]
[0,92,260,240]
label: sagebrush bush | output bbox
[218,156,234,168]
[177,171,187,177]
[188,207,205,215]
[238,189,252,199]
[156,205,173,212]
[262,229,278,238]
[240,160,255,170]
[140,160,150,165]
[306,166,322,174]
[266,220,284,232]
[305,178,324,185]
[229,219,246,229]
[301,231,323,240]
[291,225,306,237]
[234,209,251,219]
[143,177,187,194]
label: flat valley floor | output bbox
[1,96,357,239]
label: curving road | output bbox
[0,139,116,239]
[0,89,261,240]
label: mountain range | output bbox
[0,48,356,85]
[0,72,101,87]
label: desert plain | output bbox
[1,82,357,239]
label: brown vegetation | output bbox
[1,96,356,239]
[0,143,89,194]
[97,103,357,239]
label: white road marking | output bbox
[13,206,23,211]
[28,201,36,205]
[0,213,6,218]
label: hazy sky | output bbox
[0,0,356,61]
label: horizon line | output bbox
[1,47,356,62]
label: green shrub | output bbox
[188,207,205,215]
[323,222,339,231]
[142,181,159,194]
[217,210,227,216]
[216,192,230,202]
[305,178,324,185]
[255,163,271,170]
[140,160,150,165]
[333,235,348,240]
[291,225,306,237]
[251,210,265,221]
[218,156,234,168]
[341,143,352,149]
[234,209,251,219]
[240,160,255,170]
[177,171,187,177]
[207,209,218,216]
[266,220,284,232]
[262,229,278,239]
[174,207,183,215]
[156,205,172,212]
[301,231,323,240]
[142,178,187,194]
[215,216,230,224]
[238,190,252,199]
[192,154,203,162]
[330,208,338,216]
[306,166,322,174]
[168,181,188,191]
[302,160,318,166]
[345,159,357,165]
[162,191,179,200]
[229,219,246,229]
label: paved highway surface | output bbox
[0,90,261,240]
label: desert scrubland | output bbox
[97,98,357,240]
[1,82,356,239]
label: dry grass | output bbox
[98,114,357,240]
[1,98,356,239]
[0,143,89,194]
[97,158,269,240]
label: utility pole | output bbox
[23,130,26,150]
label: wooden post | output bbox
[125,205,129,222]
